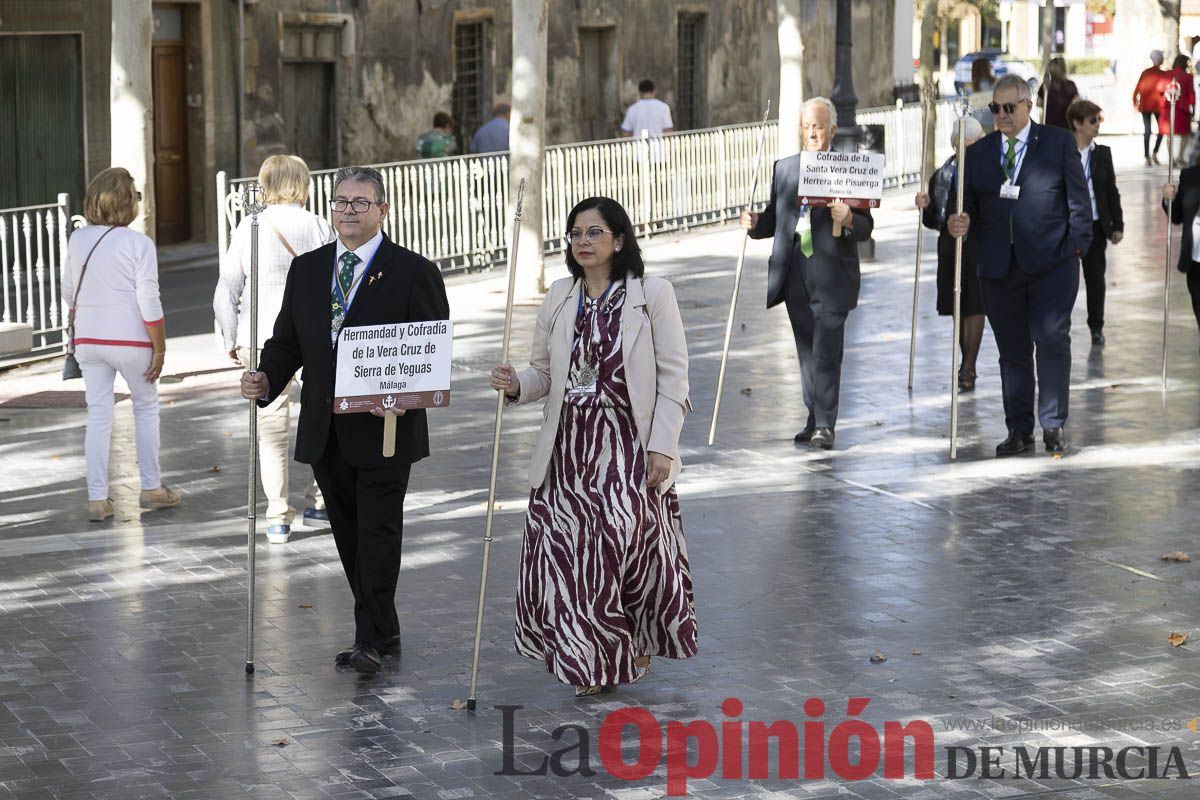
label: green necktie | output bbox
[331,251,361,335]
[799,205,814,257]
[1005,137,1018,243]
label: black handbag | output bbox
[63,226,117,380]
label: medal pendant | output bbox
[576,364,597,387]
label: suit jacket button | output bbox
[325,396,332,404]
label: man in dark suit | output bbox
[948,74,1092,456]
[241,166,450,673]
[740,97,874,450]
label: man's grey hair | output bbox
[951,115,984,146]
[801,96,837,128]
[993,74,1032,101]
[1151,49,1164,65]
[333,166,387,204]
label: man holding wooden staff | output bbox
[947,75,1091,456]
[240,166,450,673]
[739,97,874,450]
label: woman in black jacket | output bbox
[915,116,984,391]
[1162,164,1200,347]
[1067,100,1124,346]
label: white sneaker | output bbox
[139,485,181,509]
[266,524,291,544]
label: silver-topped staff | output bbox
[1163,78,1181,391]
[908,81,935,391]
[465,178,526,712]
[709,102,772,446]
[949,97,970,461]
[243,183,265,675]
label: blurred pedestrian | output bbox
[470,103,510,154]
[1067,100,1123,347]
[214,154,335,543]
[64,168,180,521]
[1159,54,1195,164]
[490,196,697,697]
[416,112,458,159]
[619,79,674,138]
[1038,57,1079,129]
[1161,165,1200,350]
[914,116,986,392]
[971,57,997,131]
[1133,49,1166,165]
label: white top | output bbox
[1192,215,1200,262]
[64,225,163,348]
[331,230,384,343]
[620,98,674,137]
[1078,142,1098,221]
[1000,120,1032,183]
[214,204,335,351]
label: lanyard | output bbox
[1082,147,1094,184]
[577,279,614,317]
[334,247,378,310]
[999,137,1028,183]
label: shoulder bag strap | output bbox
[263,219,298,258]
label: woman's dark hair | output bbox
[1173,54,1191,72]
[563,197,645,282]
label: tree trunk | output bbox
[776,0,803,158]
[110,0,155,237]
[919,0,939,180]
[510,0,548,296]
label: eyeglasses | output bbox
[1087,115,1103,125]
[331,198,380,213]
[988,100,1029,114]
[566,227,612,245]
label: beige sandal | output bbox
[632,656,652,683]
[574,685,604,697]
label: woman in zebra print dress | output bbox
[491,197,698,696]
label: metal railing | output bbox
[217,98,964,274]
[0,194,71,365]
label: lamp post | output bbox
[831,0,860,153]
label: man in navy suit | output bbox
[241,167,450,672]
[948,74,1092,456]
[740,97,875,450]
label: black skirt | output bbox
[935,228,983,317]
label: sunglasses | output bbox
[988,101,1029,114]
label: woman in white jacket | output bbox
[214,155,335,544]
[491,197,697,696]
[65,168,180,521]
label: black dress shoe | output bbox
[810,427,835,450]
[793,426,816,444]
[335,634,401,666]
[348,645,382,674]
[995,431,1034,457]
[1043,427,1067,454]
[1090,329,1105,346]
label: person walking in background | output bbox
[971,57,997,132]
[915,116,986,392]
[740,97,874,451]
[1161,167,1200,352]
[214,155,335,544]
[947,74,1092,457]
[1038,56,1079,129]
[1159,54,1195,164]
[470,103,511,154]
[1067,100,1124,347]
[490,197,697,698]
[1134,50,1167,165]
[63,168,180,521]
[619,79,674,138]
[416,112,458,159]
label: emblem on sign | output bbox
[382,394,396,409]
[433,391,445,406]
[339,398,349,411]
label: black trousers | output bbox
[1080,221,1108,332]
[311,425,412,650]
[1143,111,1164,158]
[783,248,849,430]
[1189,263,1200,332]
[980,255,1079,434]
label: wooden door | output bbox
[152,43,190,243]
[283,62,334,169]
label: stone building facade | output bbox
[0,0,898,245]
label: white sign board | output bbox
[797,150,886,209]
[334,321,453,413]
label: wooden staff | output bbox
[466,178,526,711]
[1163,79,1181,390]
[708,103,772,446]
[949,99,970,461]
[908,82,935,390]
[243,183,264,675]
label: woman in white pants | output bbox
[64,168,180,521]
[214,155,335,544]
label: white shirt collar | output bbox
[335,229,383,268]
[1008,120,1033,145]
